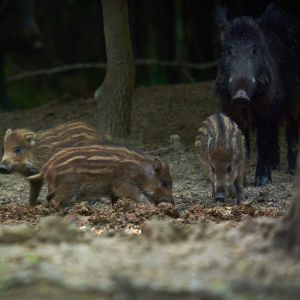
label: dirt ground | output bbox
[0,81,298,299]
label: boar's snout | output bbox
[231,89,251,107]
[215,192,226,201]
[0,163,10,174]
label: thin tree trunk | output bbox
[95,0,135,137]
[272,137,300,255]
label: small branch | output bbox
[6,63,107,82]
[145,146,174,156]
[135,59,219,70]
[181,68,196,83]
[6,59,219,83]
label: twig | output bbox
[145,146,174,155]
[181,68,196,83]
[6,59,219,82]
[135,58,219,70]
[6,63,107,82]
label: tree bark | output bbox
[95,0,135,137]
[272,137,300,255]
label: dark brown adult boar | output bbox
[215,4,300,186]
[28,145,174,208]
[0,121,104,204]
[195,113,246,204]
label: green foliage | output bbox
[2,56,57,110]
[24,252,42,265]
[148,66,168,85]
[6,81,57,110]
[66,0,76,7]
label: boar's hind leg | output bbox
[270,124,280,170]
[255,112,280,187]
[244,128,251,160]
[111,180,152,205]
[54,183,81,209]
[286,119,299,174]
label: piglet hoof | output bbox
[254,175,270,187]
[255,164,271,187]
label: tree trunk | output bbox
[272,139,300,255]
[95,0,135,137]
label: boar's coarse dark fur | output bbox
[215,4,300,186]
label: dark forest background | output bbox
[4,0,299,108]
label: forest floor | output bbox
[0,82,299,299]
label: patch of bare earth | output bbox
[0,82,297,299]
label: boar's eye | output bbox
[252,47,257,55]
[14,146,23,154]
[161,180,169,189]
[224,48,233,56]
[226,164,232,173]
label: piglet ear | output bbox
[26,133,36,146]
[214,6,230,32]
[144,158,163,177]
[4,128,13,140]
[144,163,154,177]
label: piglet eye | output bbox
[14,146,22,154]
[225,48,232,56]
[252,47,257,55]
[161,180,169,189]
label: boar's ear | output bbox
[214,6,230,32]
[4,128,13,140]
[26,133,36,146]
[258,3,281,27]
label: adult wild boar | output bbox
[215,4,300,186]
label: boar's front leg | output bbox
[234,173,245,205]
[28,174,43,206]
[29,179,42,206]
[255,111,280,187]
